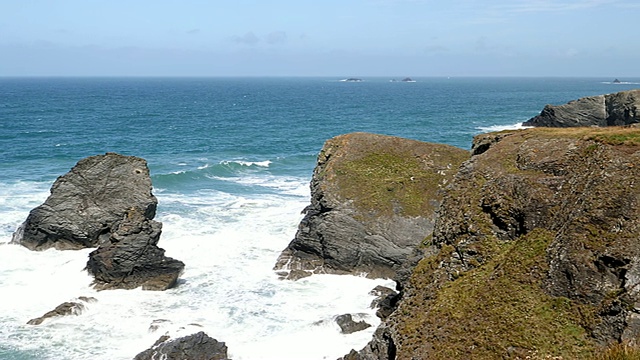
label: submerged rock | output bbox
[523,89,640,127]
[12,153,158,251]
[27,296,97,325]
[133,331,229,360]
[335,314,372,334]
[274,132,469,284]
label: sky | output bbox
[0,0,638,77]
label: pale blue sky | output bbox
[1,0,638,77]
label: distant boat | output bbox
[339,78,363,82]
[613,78,621,83]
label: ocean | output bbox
[1,77,638,360]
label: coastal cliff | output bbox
[274,132,469,282]
[345,127,640,359]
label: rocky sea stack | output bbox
[12,153,159,250]
[274,132,469,282]
[12,153,184,291]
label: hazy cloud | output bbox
[499,0,616,13]
[266,31,287,45]
[186,29,200,34]
[474,36,489,52]
[233,32,260,45]
[557,47,580,57]
[424,45,449,54]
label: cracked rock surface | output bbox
[12,153,184,291]
[12,153,158,250]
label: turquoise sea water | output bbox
[1,77,638,359]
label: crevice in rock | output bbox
[385,332,397,360]
[481,203,528,240]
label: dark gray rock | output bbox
[86,207,184,291]
[133,331,229,360]
[523,89,640,127]
[339,324,396,360]
[27,297,97,325]
[369,286,399,320]
[10,153,184,290]
[335,314,372,334]
[12,153,158,251]
[274,133,468,284]
[148,319,172,333]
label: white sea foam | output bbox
[476,122,532,132]
[225,175,310,196]
[0,178,389,360]
[602,81,640,85]
[222,159,272,167]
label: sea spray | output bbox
[0,177,393,360]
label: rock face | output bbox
[274,132,469,282]
[350,127,640,359]
[12,153,159,250]
[86,206,184,290]
[12,153,184,291]
[133,331,229,360]
[369,286,399,320]
[523,89,640,127]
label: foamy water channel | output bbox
[0,177,393,360]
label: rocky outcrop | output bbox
[369,286,399,320]
[336,314,372,334]
[274,132,469,283]
[12,153,184,291]
[523,89,640,127]
[27,296,97,325]
[86,206,184,290]
[12,153,158,251]
[133,331,229,360]
[349,127,640,359]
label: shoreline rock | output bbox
[133,331,229,360]
[27,296,97,325]
[335,314,372,334]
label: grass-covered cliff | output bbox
[383,126,640,359]
[274,132,469,281]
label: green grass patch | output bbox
[592,343,640,360]
[397,228,597,359]
[333,152,447,217]
[525,126,640,146]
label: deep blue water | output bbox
[2,77,637,185]
[1,77,639,360]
